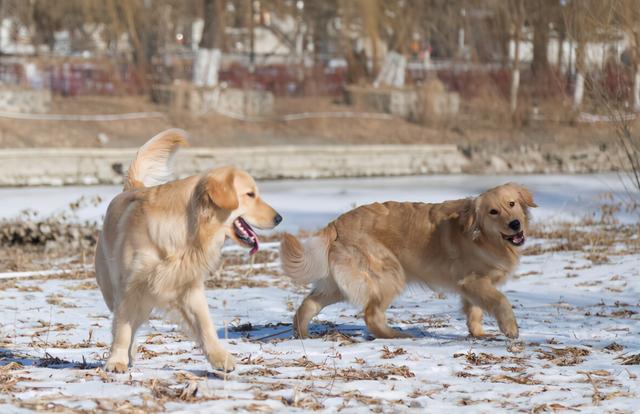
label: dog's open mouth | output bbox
[233,217,259,255]
[502,231,525,246]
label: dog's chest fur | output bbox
[138,211,227,301]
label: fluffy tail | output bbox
[280,227,335,285]
[124,128,189,191]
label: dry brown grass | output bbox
[618,353,640,365]
[0,362,24,393]
[536,346,591,366]
[486,374,542,385]
[380,346,407,359]
[526,214,640,262]
[454,351,529,367]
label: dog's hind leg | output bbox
[127,296,154,364]
[177,286,235,372]
[105,293,153,373]
[294,278,343,338]
[364,296,412,339]
[94,237,115,312]
[330,241,409,339]
[462,298,484,337]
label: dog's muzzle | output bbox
[501,231,525,246]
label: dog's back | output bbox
[281,200,465,287]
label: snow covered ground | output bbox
[0,175,639,413]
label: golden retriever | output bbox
[95,129,282,373]
[281,183,536,340]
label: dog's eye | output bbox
[489,209,499,215]
[246,192,256,198]
[509,201,515,207]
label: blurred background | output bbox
[0,0,637,196]
[0,0,637,156]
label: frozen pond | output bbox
[0,173,637,231]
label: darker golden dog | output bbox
[281,183,536,339]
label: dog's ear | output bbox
[204,170,239,211]
[511,183,538,208]
[459,198,480,239]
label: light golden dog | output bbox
[95,129,281,373]
[281,183,536,340]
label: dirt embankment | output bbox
[0,95,622,146]
[0,95,631,174]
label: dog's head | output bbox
[196,166,282,254]
[460,183,537,248]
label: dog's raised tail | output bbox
[280,227,335,285]
[124,128,189,191]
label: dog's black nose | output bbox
[273,213,283,226]
[509,219,521,231]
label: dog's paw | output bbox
[293,323,309,339]
[104,359,128,373]
[467,324,485,338]
[208,350,236,373]
[498,319,519,339]
[469,331,496,339]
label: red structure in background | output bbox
[47,62,144,96]
[218,63,347,97]
[0,58,144,96]
[1,55,633,102]
[0,57,348,97]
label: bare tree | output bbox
[563,0,588,112]
[525,0,567,98]
[303,0,338,64]
[615,0,640,111]
[194,0,225,86]
[199,0,223,49]
[508,0,525,116]
[609,0,640,193]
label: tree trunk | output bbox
[374,51,406,88]
[633,64,640,112]
[510,34,521,115]
[194,0,223,87]
[633,32,640,111]
[573,41,585,111]
[121,1,149,90]
[556,29,565,74]
[199,0,220,49]
[531,4,550,88]
[339,2,369,85]
[359,0,380,78]
[509,1,523,117]
[345,48,370,85]
[248,0,254,72]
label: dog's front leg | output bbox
[462,298,485,337]
[179,287,236,372]
[459,276,518,339]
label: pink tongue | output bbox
[514,234,524,244]
[245,224,259,255]
[250,238,259,255]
